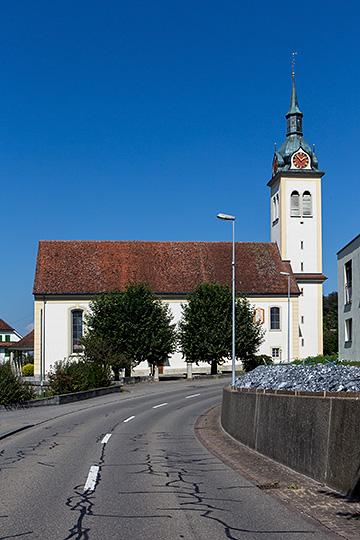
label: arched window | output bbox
[270,307,280,330]
[72,310,83,353]
[290,191,300,216]
[302,191,312,216]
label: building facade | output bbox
[33,241,299,376]
[337,234,360,362]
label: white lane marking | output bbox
[153,402,168,409]
[84,465,99,492]
[185,393,201,399]
[101,434,112,444]
[123,415,135,423]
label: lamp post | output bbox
[280,271,290,363]
[217,213,236,387]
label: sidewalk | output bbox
[196,405,360,540]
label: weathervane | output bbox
[292,52,297,77]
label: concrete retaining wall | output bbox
[15,385,122,408]
[221,386,360,497]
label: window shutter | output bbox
[302,192,312,216]
[290,192,300,216]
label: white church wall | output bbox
[35,294,294,377]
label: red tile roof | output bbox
[14,330,34,348]
[0,319,14,331]
[33,240,299,296]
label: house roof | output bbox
[33,240,300,297]
[1,330,34,351]
[0,318,14,331]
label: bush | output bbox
[291,353,343,365]
[0,362,35,405]
[48,358,111,395]
[22,363,34,376]
[242,354,272,372]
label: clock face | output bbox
[272,155,278,176]
[293,151,310,169]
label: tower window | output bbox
[290,191,300,216]
[270,307,280,330]
[300,241,304,250]
[302,191,312,216]
[301,262,304,272]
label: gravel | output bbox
[235,364,360,392]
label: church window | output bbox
[300,240,304,250]
[72,310,83,353]
[270,307,280,330]
[301,315,304,324]
[290,191,300,216]
[302,191,312,216]
[301,262,304,272]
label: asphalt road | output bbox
[0,379,334,539]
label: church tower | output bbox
[268,71,326,359]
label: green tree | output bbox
[85,282,177,377]
[323,291,338,355]
[179,283,264,374]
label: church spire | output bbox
[285,73,303,136]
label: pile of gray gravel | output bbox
[235,364,360,392]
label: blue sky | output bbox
[2,0,359,336]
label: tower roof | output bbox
[271,74,321,177]
[286,74,303,119]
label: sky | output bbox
[2,0,360,337]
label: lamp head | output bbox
[217,213,235,221]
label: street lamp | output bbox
[280,271,290,363]
[217,213,236,387]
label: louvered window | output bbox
[302,191,312,216]
[290,191,300,216]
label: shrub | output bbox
[292,353,339,365]
[242,354,272,372]
[48,358,111,395]
[0,362,35,405]
[22,363,34,376]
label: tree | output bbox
[323,291,338,355]
[179,282,264,374]
[85,282,177,377]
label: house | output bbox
[0,319,22,363]
[337,234,360,361]
[32,72,326,377]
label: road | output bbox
[1,378,333,539]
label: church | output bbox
[33,73,326,377]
